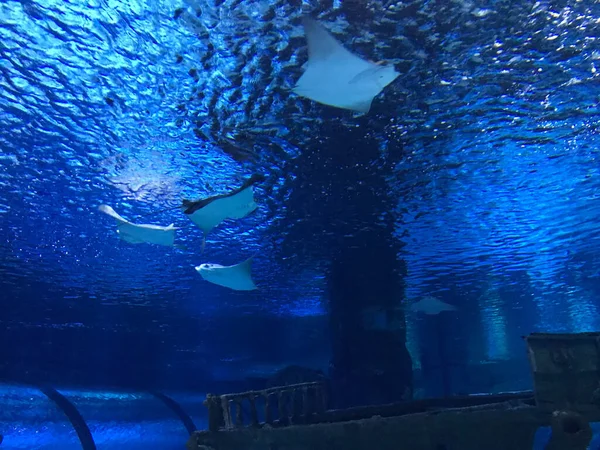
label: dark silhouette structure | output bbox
[276,120,413,407]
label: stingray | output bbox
[181,174,265,251]
[195,257,257,291]
[292,17,400,113]
[99,205,179,247]
[409,296,457,315]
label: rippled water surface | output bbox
[1,0,600,382]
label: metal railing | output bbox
[203,381,327,431]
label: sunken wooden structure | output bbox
[188,333,600,450]
[525,332,600,413]
[203,381,327,432]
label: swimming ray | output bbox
[181,174,265,251]
[98,205,179,247]
[195,257,257,291]
[292,17,399,113]
[409,296,457,315]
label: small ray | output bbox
[181,174,265,250]
[98,205,179,247]
[292,17,400,113]
[409,296,457,315]
[195,257,257,291]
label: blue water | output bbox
[2,0,600,447]
[0,384,206,449]
[534,423,600,450]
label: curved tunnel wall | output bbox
[0,384,207,449]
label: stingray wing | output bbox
[119,233,145,244]
[440,301,457,312]
[197,258,257,291]
[415,296,458,315]
[117,223,176,247]
[302,17,371,71]
[183,194,246,233]
[293,18,380,112]
[223,186,258,220]
[99,205,129,224]
[135,223,174,231]
[99,205,177,247]
[408,301,423,312]
[182,175,264,233]
[228,257,257,290]
[182,174,265,215]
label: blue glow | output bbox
[0,384,203,449]
[405,315,421,371]
[0,385,80,449]
[2,0,600,421]
[566,289,600,333]
[477,283,509,361]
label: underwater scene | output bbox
[1,0,600,448]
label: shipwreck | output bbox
[187,332,600,450]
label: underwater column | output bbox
[327,227,413,408]
[276,118,413,408]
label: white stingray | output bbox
[182,175,264,252]
[184,186,257,233]
[409,296,457,315]
[195,257,257,291]
[99,205,179,247]
[292,17,400,113]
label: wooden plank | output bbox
[189,401,597,450]
[525,333,600,412]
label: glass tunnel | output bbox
[0,384,207,449]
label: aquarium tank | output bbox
[1,0,600,448]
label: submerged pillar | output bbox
[275,120,413,408]
[328,228,413,408]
